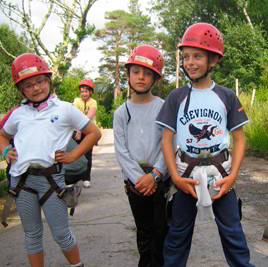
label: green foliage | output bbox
[54,67,91,103]
[0,168,7,197]
[0,169,7,182]
[112,94,125,111]
[152,78,176,99]
[214,21,267,92]
[96,95,125,129]
[96,104,113,128]
[0,83,21,113]
[255,87,268,103]
[55,75,80,103]
[240,93,268,152]
[0,24,29,112]
[0,183,8,197]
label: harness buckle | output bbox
[57,188,67,199]
[198,159,210,166]
[223,149,229,161]
[8,188,18,197]
[55,163,62,173]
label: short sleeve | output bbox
[227,94,248,131]
[156,86,189,133]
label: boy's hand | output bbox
[173,175,200,199]
[211,173,236,200]
[5,147,17,164]
[55,150,76,163]
[135,174,157,196]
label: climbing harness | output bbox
[1,163,81,227]
[165,149,230,225]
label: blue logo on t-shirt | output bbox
[50,114,59,123]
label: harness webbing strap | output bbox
[12,171,29,196]
[125,102,131,125]
[181,165,195,179]
[214,164,228,178]
[1,164,63,227]
[39,175,62,206]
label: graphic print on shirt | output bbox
[189,124,217,142]
[179,107,225,157]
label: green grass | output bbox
[0,183,8,197]
[240,93,268,153]
[0,169,7,182]
[0,165,8,197]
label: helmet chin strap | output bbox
[24,93,51,107]
[182,63,213,115]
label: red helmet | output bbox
[12,53,52,85]
[125,45,164,78]
[79,79,94,91]
[179,23,224,58]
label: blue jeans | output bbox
[163,189,255,267]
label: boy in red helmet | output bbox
[0,53,101,267]
[156,23,254,266]
[73,79,97,188]
[113,44,169,267]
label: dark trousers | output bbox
[127,184,168,267]
[83,148,92,181]
[74,135,93,182]
[65,170,88,185]
[163,189,255,267]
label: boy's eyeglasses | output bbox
[22,78,48,92]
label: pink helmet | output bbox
[12,53,52,85]
[79,79,94,91]
[179,23,224,58]
[125,45,164,78]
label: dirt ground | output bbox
[237,152,268,222]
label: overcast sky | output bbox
[0,0,151,78]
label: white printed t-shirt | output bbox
[156,82,249,158]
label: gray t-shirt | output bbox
[113,97,167,185]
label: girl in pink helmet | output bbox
[0,53,101,267]
[113,44,169,267]
[156,23,254,266]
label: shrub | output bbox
[240,93,268,153]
